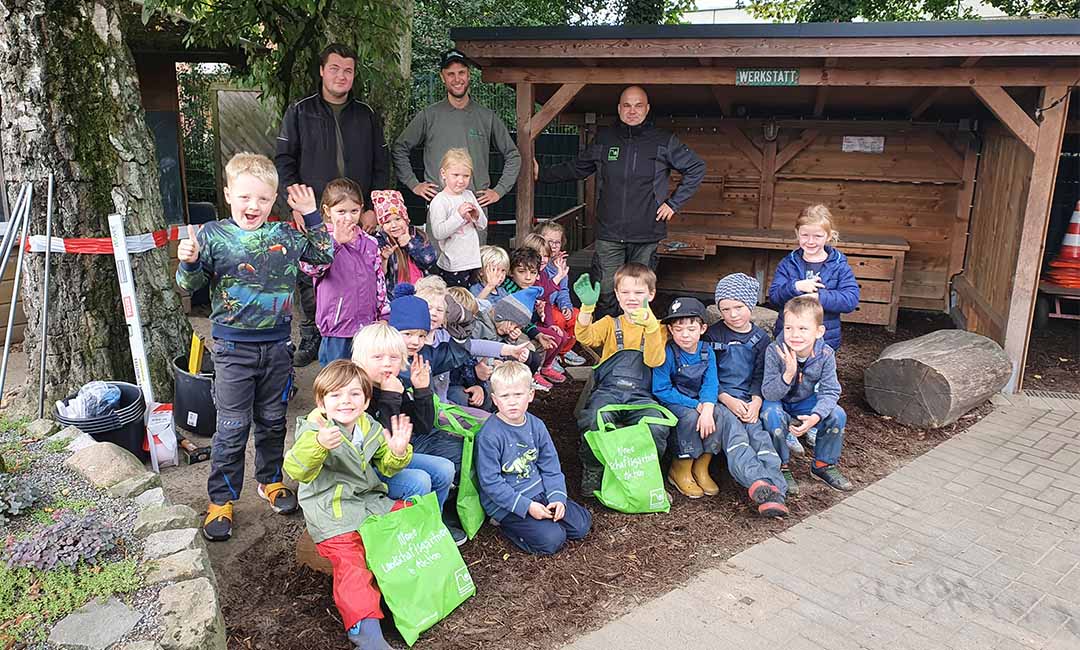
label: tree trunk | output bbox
[863,329,1012,428]
[0,0,191,409]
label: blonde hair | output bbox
[313,360,372,406]
[479,245,510,271]
[784,295,825,326]
[448,286,479,316]
[795,204,840,243]
[490,361,533,395]
[414,275,448,304]
[536,220,565,242]
[225,152,278,190]
[614,263,656,293]
[351,322,410,372]
[440,148,473,173]
[322,178,365,215]
[521,233,551,258]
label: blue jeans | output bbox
[496,493,592,555]
[318,336,353,367]
[377,453,455,511]
[761,400,846,466]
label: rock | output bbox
[864,329,1012,428]
[46,425,97,453]
[296,530,333,575]
[47,596,142,650]
[134,505,200,538]
[119,643,164,650]
[159,578,227,650]
[146,548,215,586]
[108,471,162,499]
[135,487,168,508]
[144,528,204,560]
[64,442,146,489]
[27,418,60,439]
[704,305,779,333]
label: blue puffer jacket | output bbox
[768,246,860,350]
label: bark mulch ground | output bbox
[220,312,1019,650]
[1023,318,1080,393]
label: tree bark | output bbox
[0,0,191,408]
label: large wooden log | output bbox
[864,329,1011,428]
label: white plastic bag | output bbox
[146,403,179,469]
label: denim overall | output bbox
[576,319,671,479]
[711,332,787,495]
[662,342,721,459]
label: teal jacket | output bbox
[284,409,412,543]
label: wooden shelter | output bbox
[453,20,1080,392]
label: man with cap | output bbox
[704,273,789,515]
[393,50,522,232]
[276,42,390,366]
[536,85,706,318]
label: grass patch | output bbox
[43,436,72,454]
[0,441,35,474]
[0,559,143,645]
[29,497,95,525]
[0,414,29,434]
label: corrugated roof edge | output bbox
[451,19,1080,41]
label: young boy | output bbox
[761,295,853,492]
[475,361,592,555]
[470,245,511,312]
[284,360,412,650]
[535,221,586,366]
[651,297,723,499]
[706,274,789,514]
[573,263,669,494]
[501,247,567,388]
[177,152,334,542]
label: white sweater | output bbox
[428,189,487,272]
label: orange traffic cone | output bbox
[1046,201,1080,288]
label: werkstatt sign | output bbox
[735,69,800,86]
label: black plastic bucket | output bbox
[172,354,216,437]
[54,381,148,461]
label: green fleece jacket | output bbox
[284,409,412,543]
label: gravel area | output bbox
[0,425,166,648]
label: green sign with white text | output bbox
[735,69,800,86]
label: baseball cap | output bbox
[661,297,707,323]
[439,49,471,69]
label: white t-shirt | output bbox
[427,189,487,272]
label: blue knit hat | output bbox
[714,273,760,309]
[493,286,542,328]
[388,283,431,332]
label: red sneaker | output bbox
[540,367,567,384]
[533,373,553,390]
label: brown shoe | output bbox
[667,458,704,499]
[692,453,720,496]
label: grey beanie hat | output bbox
[714,273,760,309]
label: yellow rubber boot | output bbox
[667,458,704,499]
[692,453,720,496]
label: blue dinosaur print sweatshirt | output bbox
[475,413,568,522]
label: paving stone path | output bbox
[563,395,1080,650]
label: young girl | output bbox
[535,223,587,367]
[283,360,412,650]
[372,189,436,298]
[301,179,388,365]
[522,233,580,370]
[469,245,511,312]
[428,148,487,288]
[768,204,860,351]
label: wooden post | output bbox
[948,134,979,281]
[1002,86,1070,393]
[758,139,777,228]
[972,86,1039,153]
[515,82,534,247]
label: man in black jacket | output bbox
[275,43,390,366]
[537,86,706,317]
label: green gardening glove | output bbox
[573,274,601,312]
[628,300,660,334]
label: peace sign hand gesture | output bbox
[383,414,413,457]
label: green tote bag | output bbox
[584,404,676,514]
[359,492,476,645]
[434,398,486,539]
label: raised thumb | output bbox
[187,224,197,242]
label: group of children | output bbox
[177,150,860,650]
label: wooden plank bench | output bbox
[659,228,910,332]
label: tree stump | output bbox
[864,329,1011,428]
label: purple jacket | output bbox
[301,226,388,338]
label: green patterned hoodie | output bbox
[175,211,333,342]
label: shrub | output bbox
[0,474,40,523]
[6,512,117,571]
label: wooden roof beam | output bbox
[910,57,981,119]
[972,86,1039,152]
[527,83,585,136]
[480,66,1079,87]
[774,129,820,172]
[813,57,836,117]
